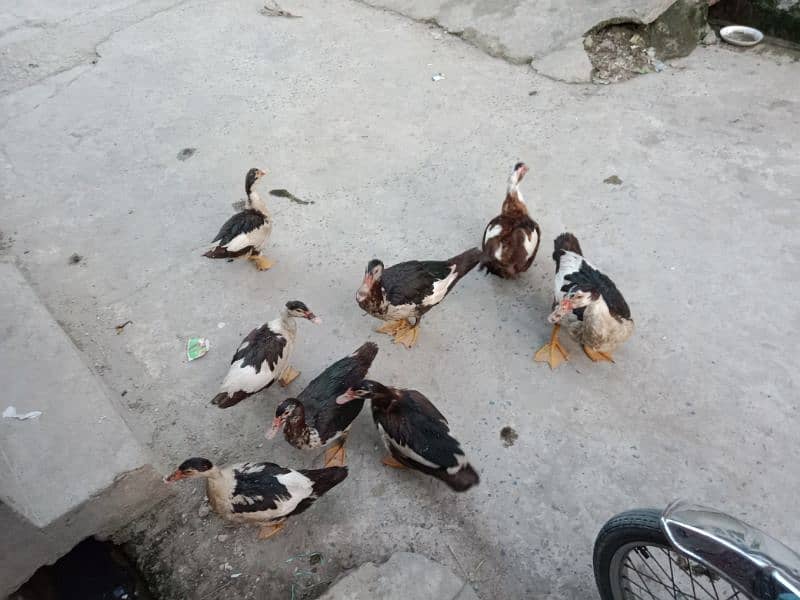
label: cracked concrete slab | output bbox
[355,0,681,81]
[1,0,799,598]
[0,0,192,95]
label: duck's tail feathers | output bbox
[553,232,582,261]
[211,390,250,409]
[203,245,252,259]
[203,246,228,258]
[352,341,379,366]
[301,466,349,497]
[441,463,480,492]
[478,250,512,278]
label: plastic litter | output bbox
[261,1,300,18]
[431,72,445,82]
[3,406,42,420]
[187,338,210,361]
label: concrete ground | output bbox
[2,0,800,598]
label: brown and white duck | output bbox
[534,233,633,368]
[480,162,541,278]
[165,457,347,539]
[356,247,481,348]
[204,168,274,271]
[265,342,378,467]
[211,300,321,408]
[337,380,479,492]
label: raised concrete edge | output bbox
[0,259,169,596]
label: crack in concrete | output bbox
[346,0,593,85]
[0,0,197,101]
[347,0,533,65]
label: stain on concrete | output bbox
[500,426,518,447]
[604,175,623,185]
[269,188,314,205]
[176,148,196,161]
[69,253,82,264]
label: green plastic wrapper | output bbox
[187,337,210,361]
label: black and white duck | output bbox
[265,342,378,467]
[165,457,347,539]
[356,247,481,348]
[211,300,321,408]
[204,168,274,271]
[534,233,633,368]
[337,380,479,492]
[480,162,541,278]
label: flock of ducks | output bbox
[165,163,634,540]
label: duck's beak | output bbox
[336,389,358,405]
[265,417,283,439]
[257,169,267,178]
[305,311,322,324]
[164,470,187,483]
[547,298,573,324]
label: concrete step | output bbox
[319,552,479,600]
[0,261,166,597]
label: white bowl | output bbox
[720,25,764,47]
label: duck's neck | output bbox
[275,310,298,336]
[365,382,394,411]
[502,180,529,216]
[246,184,269,216]
[203,467,229,512]
[284,409,313,443]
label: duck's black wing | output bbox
[379,389,460,470]
[297,343,378,440]
[211,324,288,408]
[564,261,631,321]
[377,389,478,491]
[231,323,287,372]
[381,261,451,306]
[211,209,266,246]
[229,462,297,514]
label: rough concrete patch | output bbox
[584,0,708,83]
[0,231,14,253]
[530,38,593,83]
[585,24,653,83]
[452,27,532,64]
[318,552,479,600]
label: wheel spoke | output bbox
[659,548,720,600]
[621,574,659,599]
[667,549,678,600]
[623,556,659,599]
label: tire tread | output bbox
[593,508,667,600]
